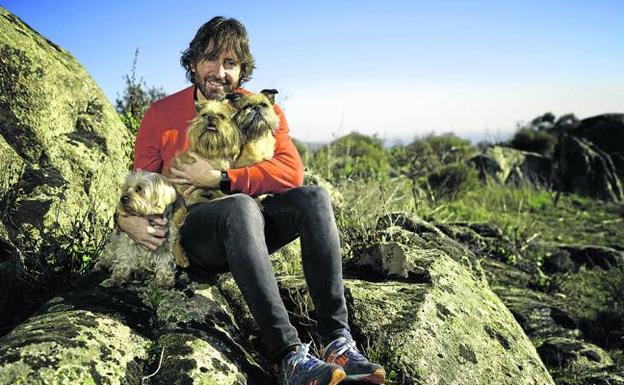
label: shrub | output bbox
[509,127,557,156]
[425,162,479,201]
[308,132,390,183]
[115,49,166,135]
[393,133,477,180]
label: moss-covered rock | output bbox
[149,333,247,385]
[374,212,485,283]
[0,271,275,385]
[537,337,612,369]
[345,256,553,384]
[470,146,552,186]
[0,6,132,251]
[0,309,149,385]
[493,286,581,345]
[347,240,432,282]
[0,4,135,334]
[436,219,624,384]
[571,113,624,180]
[150,276,267,379]
[555,135,623,202]
[537,337,624,385]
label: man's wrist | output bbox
[219,170,231,193]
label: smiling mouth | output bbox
[206,79,227,88]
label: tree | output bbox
[115,49,167,135]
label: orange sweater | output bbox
[133,86,304,196]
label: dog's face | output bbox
[229,89,279,142]
[118,170,177,217]
[187,99,241,160]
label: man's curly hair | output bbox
[181,16,255,87]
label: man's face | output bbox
[192,47,241,100]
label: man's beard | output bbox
[196,76,236,100]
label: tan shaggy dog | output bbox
[97,170,179,288]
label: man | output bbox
[117,16,385,385]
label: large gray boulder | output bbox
[470,146,552,186]
[572,113,624,179]
[439,221,624,384]
[0,7,132,254]
[555,135,623,201]
[0,6,133,326]
[0,272,269,385]
[0,309,150,385]
[537,337,624,385]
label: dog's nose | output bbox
[120,196,129,205]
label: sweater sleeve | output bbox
[133,105,163,173]
[227,103,304,196]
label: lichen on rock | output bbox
[0,309,150,385]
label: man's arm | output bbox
[120,104,167,249]
[133,105,163,173]
[227,103,304,196]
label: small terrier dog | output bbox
[97,170,179,288]
[169,97,242,204]
[228,89,280,167]
[165,98,242,269]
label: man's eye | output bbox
[224,59,238,67]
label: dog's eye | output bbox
[135,185,142,193]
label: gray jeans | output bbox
[179,185,349,362]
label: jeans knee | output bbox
[293,185,332,215]
[222,194,264,228]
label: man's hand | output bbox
[168,152,221,189]
[117,212,167,251]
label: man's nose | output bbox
[216,62,226,78]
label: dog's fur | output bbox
[229,89,279,167]
[97,170,179,288]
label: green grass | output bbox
[325,175,623,268]
[430,184,624,247]
[334,176,416,258]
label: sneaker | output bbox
[323,336,386,384]
[279,343,347,385]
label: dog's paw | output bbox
[112,266,131,286]
[155,270,175,289]
[173,243,190,268]
[100,277,117,288]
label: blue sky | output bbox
[2,0,623,143]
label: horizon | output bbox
[2,1,623,144]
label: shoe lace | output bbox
[326,337,366,362]
[284,343,321,377]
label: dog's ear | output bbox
[194,100,210,113]
[260,89,278,104]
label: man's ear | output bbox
[260,89,278,104]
